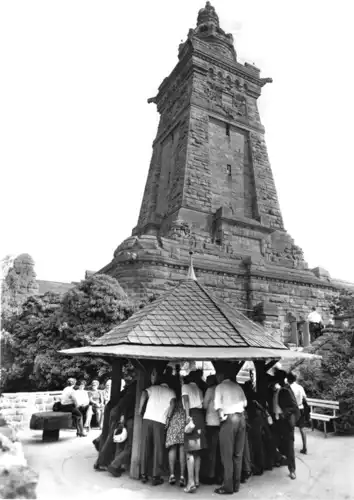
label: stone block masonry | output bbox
[0,391,62,431]
[100,3,353,334]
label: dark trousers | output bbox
[309,322,323,342]
[141,419,165,478]
[277,417,296,472]
[242,428,252,474]
[249,413,266,472]
[249,412,277,472]
[60,404,84,434]
[206,425,221,479]
[219,413,246,493]
[94,403,111,451]
[97,403,121,466]
[78,405,89,423]
[110,418,134,471]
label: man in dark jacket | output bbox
[107,381,136,477]
[94,375,137,471]
[273,370,300,480]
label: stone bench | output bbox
[29,411,72,442]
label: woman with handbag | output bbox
[165,365,187,488]
[181,370,207,493]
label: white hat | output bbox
[113,426,127,444]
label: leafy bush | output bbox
[296,326,354,433]
[2,274,153,392]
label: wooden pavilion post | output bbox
[130,360,150,479]
[110,357,122,406]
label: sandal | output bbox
[169,475,176,485]
[179,476,186,488]
[184,485,197,493]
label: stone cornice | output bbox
[248,268,338,291]
[101,253,339,292]
[192,49,264,95]
[152,42,267,111]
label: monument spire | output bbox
[100,4,333,339]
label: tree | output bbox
[296,326,354,433]
[3,274,147,392]
[329,289,354,318]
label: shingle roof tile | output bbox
[91,280,286,350]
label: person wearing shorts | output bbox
[288,373,308,454]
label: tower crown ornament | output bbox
[197,1,219,29]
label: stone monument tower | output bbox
[101,2,338,340]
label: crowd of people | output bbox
[88,363,309,495]
[57,378,112,437]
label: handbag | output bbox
[52,401,61,412]
[185,418,195,434]
[113,423,127,444]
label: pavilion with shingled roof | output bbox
[61,254,319,479]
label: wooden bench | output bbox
[307,398,340,437]
[30,411,73,442]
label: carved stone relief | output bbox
[204,78,247,119]
[160,82,189,130]
[261,235,306,268]
[168,219,192,240]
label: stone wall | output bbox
[0,391,62,430]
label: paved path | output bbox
[22,428,354,500]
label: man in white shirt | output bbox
[139,370,176,486]
[308,307,323,342]
[307,307,322,324]
[287,373,308,454]
[203,375,221,484]
[61,378,77,406]
[60,378,86,437]
[75,380,90,407]
[214,369,247,495]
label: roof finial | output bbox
[197,1,219,28]
[187,251,197,281]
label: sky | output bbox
[1,0,353,284]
